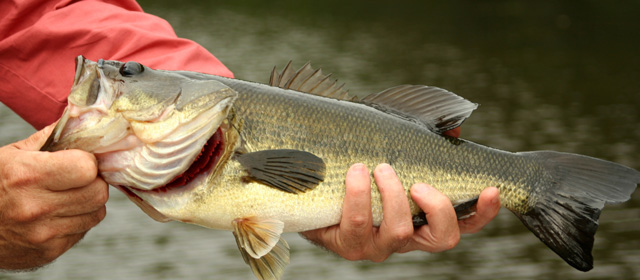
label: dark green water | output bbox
[1,1,638,279]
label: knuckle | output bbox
[40,242,69,264]
[93,182,109,205]
[1,163,38,190]
[391,225,413,241]
[346,214,370,229]
[89,206,107,227]
[77,153,98,179]
[26,228,56,245]
[443,235,460,251]
[59,150,98,183]
[12,200,47,223]
[342,250,367,261]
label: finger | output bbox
[338,163,373,249]
[56,206,107,236]
[40,150,99,191]
[10,149,98,192]
[49,178,109,217]
[406,183,460,253]
[13,206,106,245]
[459,187,500,234]
[18,231,88,268]
[300,163,373,260]
[7,121,98,191]
[374,164,413,255]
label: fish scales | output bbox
[193,77,538,230]
[42,57,639,279]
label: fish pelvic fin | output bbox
[232,217,290,280]
[515,151,640,271]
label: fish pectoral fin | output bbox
[233,217,290,280]
[236,149,325,194]
[360,85,478,135]
[412,196,479,226]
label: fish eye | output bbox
[119,61,145,77]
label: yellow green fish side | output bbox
[193,81,538,231]
[179,74,638,276]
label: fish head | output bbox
[42,56,237,191]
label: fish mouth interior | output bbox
[135,127,225,193]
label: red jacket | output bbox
[0,0,233,130]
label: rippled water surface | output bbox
[1,1,639,279]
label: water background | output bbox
[1,1,639,279]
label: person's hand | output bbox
[301,163,500,261]
[0,123,108,270]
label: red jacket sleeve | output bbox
[0,0,233,130]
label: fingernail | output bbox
[375,163,393,175]
[350,163,367,173]
[489,187,500,204]
[491,196,499,204]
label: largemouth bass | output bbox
[42,56,639,280]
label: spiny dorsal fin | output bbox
[361,85,478,134]
[269,61,351,100]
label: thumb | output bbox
[12,121,58,151]
[7,121,99,191]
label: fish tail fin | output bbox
[514,151,639,271]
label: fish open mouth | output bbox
[135,127,225,193]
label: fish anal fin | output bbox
[412,196,479,227]
[233,217,290,280]
[236,149,325,194]
[246,238,290,280]
[269,61,351,100]
[361,85,478,135]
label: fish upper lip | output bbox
[73,55,85,86]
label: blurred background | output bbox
[1,1,638,279]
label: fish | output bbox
[42,56,640,280]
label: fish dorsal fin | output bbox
[236,149,325,194]
[233,217,290,280]
[269,61,351,100]
[361,85,478,134]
